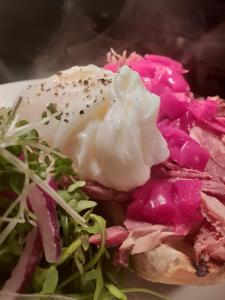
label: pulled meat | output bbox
[122,219,174,255]
[195,193,225,262]
[84,181,131,202]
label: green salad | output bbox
[0,100,172,300]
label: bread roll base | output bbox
[131,244,225,285]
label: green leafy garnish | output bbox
[41,266,59,294]
[0,99,172,300]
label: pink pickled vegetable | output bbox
[133,56,190,93]
[189,99,225,134]
[159,90,188,120]
[170,110,196,133]
[89,226,128,247]
[154,66,189,93]
[1,228,42,296]
[104,63,119,73]
[128,180,176,224]
[161,126,209,171]
[127,179,202,234]
[144,54,184,73]
[28,181,61,263]
[129,61,156,78]
[189,99,217,121]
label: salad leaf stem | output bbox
[93,261,104,300]
[0,147,86,227]
[84,215,106,271]
[0,219,18,245]
[6,111,61,138]
[58,214,106,289]
[120,288,173,300]
[56,238,82,267]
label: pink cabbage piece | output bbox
[131,55,189,93]
[28,180,61,263]
[105,52,225,136]
[1,228,42,297]
[158,90,188,121]
[127,179,203,234]
[160,126,209,171]
[170,110,196,133]
[144,54,184,73]
[189,98,225,134]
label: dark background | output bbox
[0,0,225,97]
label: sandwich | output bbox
[1,49,225,299]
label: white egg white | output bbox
[17,65,169,191]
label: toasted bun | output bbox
[131,243,225,285]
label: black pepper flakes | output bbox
[83,79,88,86]
[54,92,59,96]
[46,88,51,92]
[99,78,111,85]
[57,83,65,89]
[79,110,84,115]
[86,104,90,108]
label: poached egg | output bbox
[17,65,169,191]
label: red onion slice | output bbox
[28,183,61,263]
[1,228,42,297]
[89,226,128,247]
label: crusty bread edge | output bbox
[131,243,225,285]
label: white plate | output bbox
[0,80,225,300]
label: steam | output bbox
[0,60,15,83]
[32,0,208,77]
[0,0,225,97]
